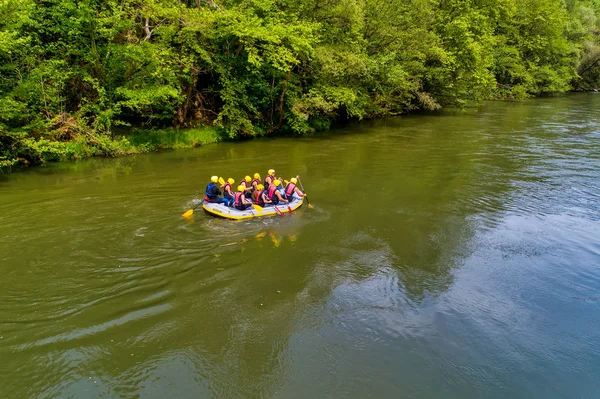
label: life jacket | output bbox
[250,178,260,189]
[284,182,296,199]
[234,192,243,207]
[266,185,278,200]
[238,180,248,189]
[254,190,265,206]
[223,182,232,197]
[264,175,273,187]
[206,182,217,198]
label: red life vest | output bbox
[239,180,248,188]
[267,185,278,200]
[251,178,260,188]
[285,182,296,198]
[234,192,243,207]
[254,190,265,206]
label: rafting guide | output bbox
[205,176,229,205]
[182,168,313,219]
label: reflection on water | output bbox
[1,94,600,398]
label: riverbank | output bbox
[6,91,600,174]
[0,93,586,173]
[1,126,224,172]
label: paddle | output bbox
[218,176,225,185]
[252,204,263,212]
[182,201,203,218]
[297,177,313,209]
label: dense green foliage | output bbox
[2,0,600,168]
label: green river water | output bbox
[1,94,599,398]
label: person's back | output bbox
[284,177,306,201]
[283,179,296,200]
[251,173,261,191]
[239,176,252,198]
[206,176,220,201]
[253,184,268,206]
[264,169,276,188]
[222,178,235,206]
[205,175,229,204]
[266,180,288,205]
[234,185,251,211]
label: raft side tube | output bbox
[202,195,303,220]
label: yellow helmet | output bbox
[268,169,275,175]
[227,178,235,185]
[257,184,264,190]
[245,175,251,183]
[290,177,298,184]
[274,179,281,187]
[254,173,260,179]
[237,185,245,192]
[211,176,218,183]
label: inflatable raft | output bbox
[202,194,304,220]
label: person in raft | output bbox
[221,177,235,206]
[253,184,272,207]
[264,169,276,187]
[284,177,306,201]
[238,175,253,198]
[205,176,229,204]
[266,179,289,205]
[250,173,261,191]
[234,185,253,211]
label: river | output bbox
[1,94,599,398]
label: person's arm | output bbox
[276,191,289,203]
[294,187,305,197]
[262,193,272,204]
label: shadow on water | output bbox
[1,94,600,398]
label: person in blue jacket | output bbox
[205,176,228,204]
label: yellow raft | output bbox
[202,194,303,220]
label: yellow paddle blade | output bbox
[252,204,263,212]
[284,180,289,185]
[218,176,225,185]
[182,209,194,218]
[304,196,314,209]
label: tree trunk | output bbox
[266,69,292,135]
